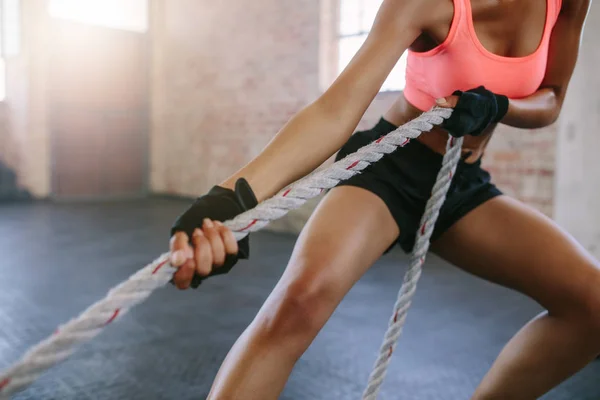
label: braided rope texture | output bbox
[0,107,453,399]
[362,135,464,400]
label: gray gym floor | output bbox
[1,199,599,399]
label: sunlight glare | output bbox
[47,0,147,32]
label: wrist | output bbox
[221,168,283,203]
[494,94,509,123]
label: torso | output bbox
[383,0,557,163]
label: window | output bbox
[48,0,148,33]
[338,0,407,92]
[0,60,4,102]
[0,0,21,101]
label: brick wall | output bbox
[151,0,559,231]
[150,0,322,196]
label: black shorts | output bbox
[335,118,503,253]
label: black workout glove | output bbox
[170,178,258,288]
[441,86,509,138]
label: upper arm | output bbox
[315,0,437,122]
[540,0,591,103]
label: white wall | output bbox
[555,4,600,259]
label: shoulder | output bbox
[558,0,591,17]
[377,0,454,31]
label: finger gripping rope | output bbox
[0,107,457,399]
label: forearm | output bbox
[220,101,362,202]
[500,88,561,129]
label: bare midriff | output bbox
[383,93,495,164]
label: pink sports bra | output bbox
[404,0,562,111]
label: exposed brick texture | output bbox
[150,0,322,197]
[482,124,556,217]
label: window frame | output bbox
[0,0,22,102]
[323,0,407,94]
[0,0,5,102]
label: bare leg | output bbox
[207,186,400,400]
[432,196,600,400]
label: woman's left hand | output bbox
[435,86,509,138]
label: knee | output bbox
[558,268,600,333]
[258,263,338,345]
[578,275,600,332]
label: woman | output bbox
[169,0,597,398]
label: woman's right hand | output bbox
[168,178,258,290]
[170,219,239,290]
[437,86,509,137]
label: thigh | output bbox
[431,195,600,316]
[278,185,400,298]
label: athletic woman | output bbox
[169,0,596,398]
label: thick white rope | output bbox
[362,135,463,400]
[0,107,455,399]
